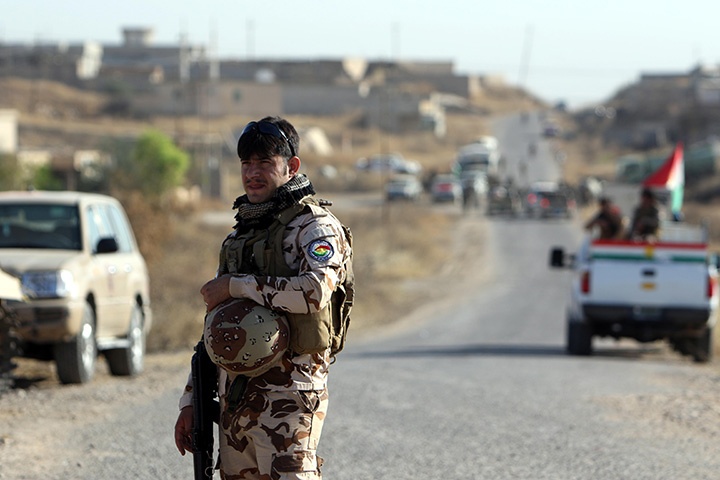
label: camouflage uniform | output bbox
[629,204,660,238]
[180,200,350,480]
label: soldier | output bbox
[627,188,661,240]
[584,196,623,239]
[174,116,351,479]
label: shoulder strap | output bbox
[276,196,321,226]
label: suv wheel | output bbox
[54,302,97,384]
[105,304,145,376]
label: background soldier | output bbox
[584,196,623,239]
[627,188,661,240]
[174,116,351,479]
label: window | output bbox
[86,204,115,253]
[0,203,80,250]
[104,204,135,254]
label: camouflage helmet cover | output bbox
[204,298,289,377]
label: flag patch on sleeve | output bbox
[308,239,334,261]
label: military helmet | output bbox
[204,298,289,377]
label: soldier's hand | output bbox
[201,275,232,312]
[174,406,195,455]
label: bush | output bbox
[112,130,190,200]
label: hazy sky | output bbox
[2,0,717,108]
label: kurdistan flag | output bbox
[642,142,684,216]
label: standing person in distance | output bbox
[174,116,352,479]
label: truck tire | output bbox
[105,304,145,377]
[691,327,713,363]
[567,318,593,356]
[54,302,97,384]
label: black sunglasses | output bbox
[239,121,296,158]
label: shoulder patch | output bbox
[308,239,334,262]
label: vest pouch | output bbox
[330,285,349,354]
[286,305,332,354]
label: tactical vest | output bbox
[219,197,354,357]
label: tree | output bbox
[0,155,21,190]
[32,164,63,191]
[114,130,190,199]
[0,155,62,191]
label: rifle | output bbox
[191,340,219,480]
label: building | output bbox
[0,109,18,154]
[0,27,496,134]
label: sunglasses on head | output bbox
[239,121,296,158]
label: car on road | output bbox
[385,174,423,201]
[524,182,576,219]
[430,174,462,203]
[542,121,561,138]
[355,152,422,175]
[486,185,523,217]
[0,191,152,384]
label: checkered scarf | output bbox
[232,174,315,230]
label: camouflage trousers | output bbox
[218,388,328,480]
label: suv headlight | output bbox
[21,270,76,299]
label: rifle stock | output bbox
[191,340,218,480]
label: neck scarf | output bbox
[232,174,315,231]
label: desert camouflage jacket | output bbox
[179,201,350,409]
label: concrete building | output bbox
[129,80,282,118]
[0,109,18,154]
[0,27,477,135]
[0,41,102,85]
[690,65,720,107]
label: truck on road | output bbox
[453,141,501,181]
[550,223,719,362]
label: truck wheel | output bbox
[691,327,713,363]
[567,319,593,356]
[105,304,145,376]
[54,302,97,384]
[670,337,691,356]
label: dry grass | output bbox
[340,204,455,331]
[145,201,458,352]
[144,213,228,351]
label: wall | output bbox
[282,84,367,115]
[129,81,282,117]
[0,109,18,154]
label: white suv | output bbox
[0,191,152,384]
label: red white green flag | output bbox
[642,142,684,216]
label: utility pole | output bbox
[391,22,400,61]
[518,24,534,92]
[246,19,254,59]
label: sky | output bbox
[1,0,718,109]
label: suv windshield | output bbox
[0,203,82,250]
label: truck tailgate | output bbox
[588,260,709,307]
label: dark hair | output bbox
[641,188,655,200]
[237,116,299,160]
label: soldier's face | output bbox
[241,153,300,204]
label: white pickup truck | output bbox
[549,223,719,362]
